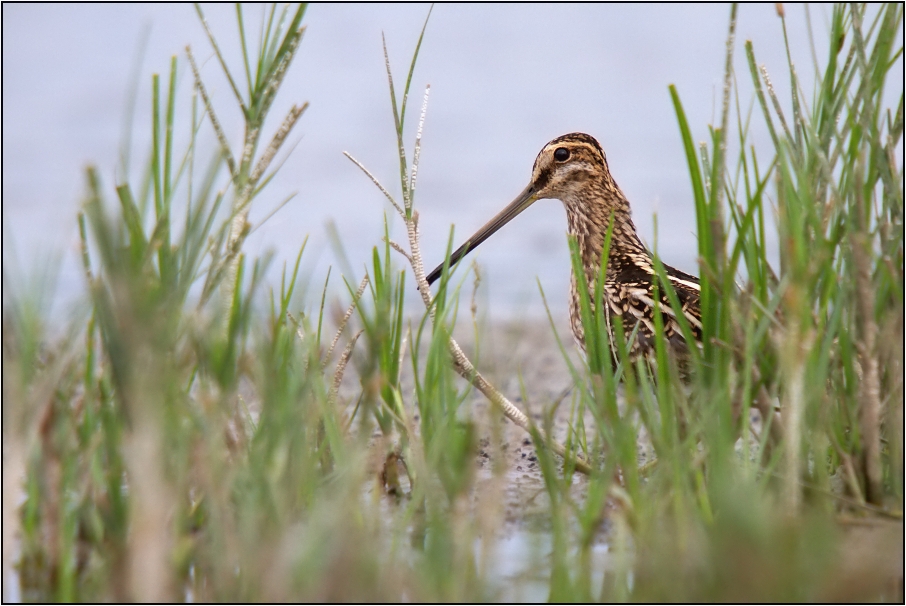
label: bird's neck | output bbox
[564,193,649,284]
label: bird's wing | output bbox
[608,258,702,355]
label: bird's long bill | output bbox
[425,183,538,286]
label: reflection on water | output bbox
[482,530,614,602]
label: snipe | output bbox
[426,132,702,365]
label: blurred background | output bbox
[4,4,862,321]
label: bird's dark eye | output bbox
[554,147,570,162]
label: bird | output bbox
[425,132,703,368]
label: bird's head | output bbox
[425,132,624,286]
[528,132,613,204]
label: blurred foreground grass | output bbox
[3,3,903,602]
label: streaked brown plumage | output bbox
[426,132,702,366]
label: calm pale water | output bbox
[6,4,881,321]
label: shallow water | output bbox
[482,529,613,602]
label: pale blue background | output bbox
[4,4,897,320]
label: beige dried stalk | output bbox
[852,168,883,505]
[330,329,364,404]
[324,276,370,368]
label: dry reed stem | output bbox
[381,34,412,212]
[257,31,304,118]
[124,424,174,601]
[759,64,795,144]
[324,275,369,367]
[342,152,405,219]
[780,317,807,512]
[387,238,413,264]
[186,46,237,178]
[122,350,177,601]
[331,329,364,403]
[852,169,883,505]
[250,103,309,186]
[712,3,736,270]
[409,86,430,196]
[831,437,868,505]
